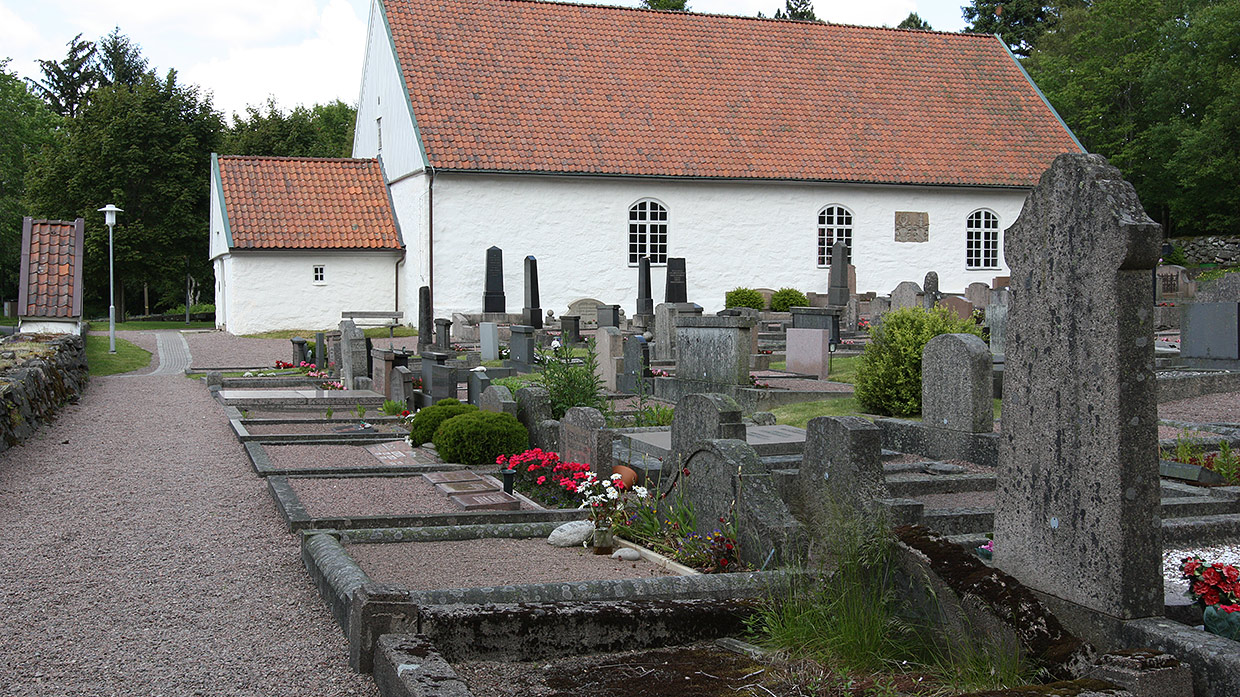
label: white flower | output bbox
[243,371,253,377]
[607,489,619,500]
[610,473,622,481]
[634,486,648,498]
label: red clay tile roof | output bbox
[216,156,403,249]
[384,0,1082,187]
[17,218,84,319]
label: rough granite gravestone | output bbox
[636,256,654,317]
[483,246,506,313]
[597,304,621,328]
[986,288,1009,355]
[514,385,552,432]
[965,282,991,308]
[480,322,499,362]
[827,240,851,306]
[315,331,326,370]
[922,271,942,310]
[291,337,308,365]
[939,296,975,321]
[669,393,746,472]
[466,369,491,406]
[339,320,368,390]
[922,333,992,433]
[418,286,432,349]
[595,326,623,391]
[680,439,804,568]
[430,363,459,403]
[392,365,416,407]
[480,384,518,416]
[675,315,755,386]
[1181,302,1240,361]
[560,315,581,345]
[994,153,1163,620]
[567,298,604,327]
[1196,272,1240,303]
[890,281,923,311]
[665,257,688,304]
[618,336,650,394]
[522,256,543,329]
[793,415,885,517]
[559,407,610,470]
[434,318,452,351]
[786,329,832,380]
[507,325,536,371]
[420,349,452,405]
[869,296,890,323]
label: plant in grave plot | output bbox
[318,380,344,390]
[725,287,765,310]
[577,472,650,552]
[406,399,477,446]
[1182,555,1240,640]
[854,306,982,417]
[432,410,528,466]
[1163,434,1240,485]
[380,399,405,416]
[537,339,605,419]
[616,467,744,574]
[498,448,592,508]
[770,287,809,312]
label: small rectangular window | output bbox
[313,265,325,283]
[376,117,383,154]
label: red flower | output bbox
[725,543,733,550]
[536,476,546,485]
[682,468,690,477]
[1184,559,1202,577]
[719,558,728,566]
[1220,604,1240,614]
[1226,566,1240,584]
[1202,567,1224,586]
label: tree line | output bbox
[0,29,355,316]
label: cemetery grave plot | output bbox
[1160,388,1240,427]
[215,388,387,407]
[282,475,533,517]
[238,419,408,436]
[245,440,456,477]
[346,536,675,589]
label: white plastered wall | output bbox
[222,251,400,335]
[18,319,82,334]
[428,173,1029,316]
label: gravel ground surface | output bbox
[347,538,673,589]
[264,443,395,468]
[182,330,421,370]
[288,475,534,516]
[1160,390,1240,425]
[0,373,376,695]
[1164,545,1240,598]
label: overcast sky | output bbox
[1,0,971,122]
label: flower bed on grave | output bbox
[1162,435,1240,485]
[1182,556,1240,640]
[616,469,746,575]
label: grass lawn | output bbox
[85,333,152,377]
[0,316,17,326]
[768,355,860,384]
[88,320,215,331]
[243,326,417,339]
[770,398,869,428]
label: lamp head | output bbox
[97,204,123,227]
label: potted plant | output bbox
[1181,555,1240,640]
[577,473,648,555]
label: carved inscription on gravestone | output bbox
[894,211,929,243]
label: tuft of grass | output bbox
[88,320,215,331]
[0,316,18,326]
[85,333,152,376]
[242,326,417,339]
[770,398,867,428]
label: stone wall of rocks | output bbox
[1173,235,1240,265]
[0,334,88,454]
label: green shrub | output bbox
[853,306,983,417]
[380,399,405,416]
[407,399,477,444]
[725,287,765,310]
[432,411,529,465]
[770,287,809,312]
[539,340,606,419]
[1164,244,1188,266]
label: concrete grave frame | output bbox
[243,440,460,477]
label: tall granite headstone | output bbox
[922,333,992,433]
[595,326,623,391]
[466,369,491,406]
[675,315,755,386]
[617,336,650,393]
[480,322,499,361]
[418,285,432,349]
[793,415,885,517]
[827,240,851,306]
[339,320,368,390]
[314,331,326,370]
[986,288,1009,355]
[483,246,506,313]
[994,153,1163,620]
[434,318,452,351]
[636,256,654,317]
[665,257,687,304]
[522,255,542,329]
[965,282,991,308]
[597,304,621,328]
[430,363,458,403]
[560,315,581,345]
[922,271,942,310]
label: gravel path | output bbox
[288,475,535,516]
[347,538,673,589]
[183,330,420,370]
[1160,390,1240,426]
[0,374,376,696]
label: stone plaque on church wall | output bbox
[894,211,929,243]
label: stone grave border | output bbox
[652,376,850,412]
[300,524,803,673]
[872,418,1000,469]
[267,474,585,532]
[216,375,330,389]
[216,391,388,408]
[1156,369,1240,403]
[244,441,454,477]
[229,416,407,443]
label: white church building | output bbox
[215,0,1083,331]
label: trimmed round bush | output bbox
[770,287,809,312]
[725,287,765,310]
[432,411,529,466]
[854,306,983,417]
[407,399,477,445]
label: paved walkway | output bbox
[0,342,377,695]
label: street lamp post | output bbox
[98,204,122,354]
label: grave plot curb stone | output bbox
[874,418,999,469]
[1157,370,1240,403]
[373,634,472,697]
[1119,618,1240,697]
[244,442,462,477]
[268,477,586,532]
[302,532,373,631]
[230,417,408,443]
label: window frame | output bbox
[817,204,854,268]
[628,198,669,266]
[313,264,326,284]
[965,209,1001,270]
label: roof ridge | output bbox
[216,155,378,163]
[487,0,990,39]
[29,219,80,226]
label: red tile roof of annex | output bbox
[20,218,84,318]
[384,0,1082,187]
[217,156,403,250]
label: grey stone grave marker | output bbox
[636,256,654,317]
[1181,302,1240,361]
[436,479,500,495]
[827,240,851,306]
[314,331,326,369]
[675,315,756,386]
[291,336,308,365]
[418,285,432,349]
[665,257,688,303]
[365,440,418,464]
[466,369,491,406]
[434,318,452,351]
[669,393,746,473]
[654,302,700,361]
[986,288,1009,355]
[890,281,922,310]
[618,335,650,393]
[597,304,621,328]
[922,333,992,433]
[596,326,623,391]
[559,407,611,470]
[392,365,416,407]
[480,322,499,361]
[422,471,483,484]
[480,384,518,416]
[483,246,505,313]
[560,315,581,345]
[420,349,451,405]
[994,153,1163,620]
[793,415,885,518]
[430,363,459,403]
[514,385,557,452]
[522,255,543,329]
[965,282,990,308]
[339,320,368,390]
[507,325,536,371]
[922,271,942,309]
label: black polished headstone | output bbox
[522,255,543,329]
[636,257,654,316]
[561,315,581,345]
[665,257,687,303]
[314,332,326,369]
[597,304,621,328]
[418,285,432,348]
[483,246,506,313]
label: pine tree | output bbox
[640,0,689,10]
[97,28,148,88]
[28,33,99,117]
[897,12,933,29]
[774,0,817,21]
